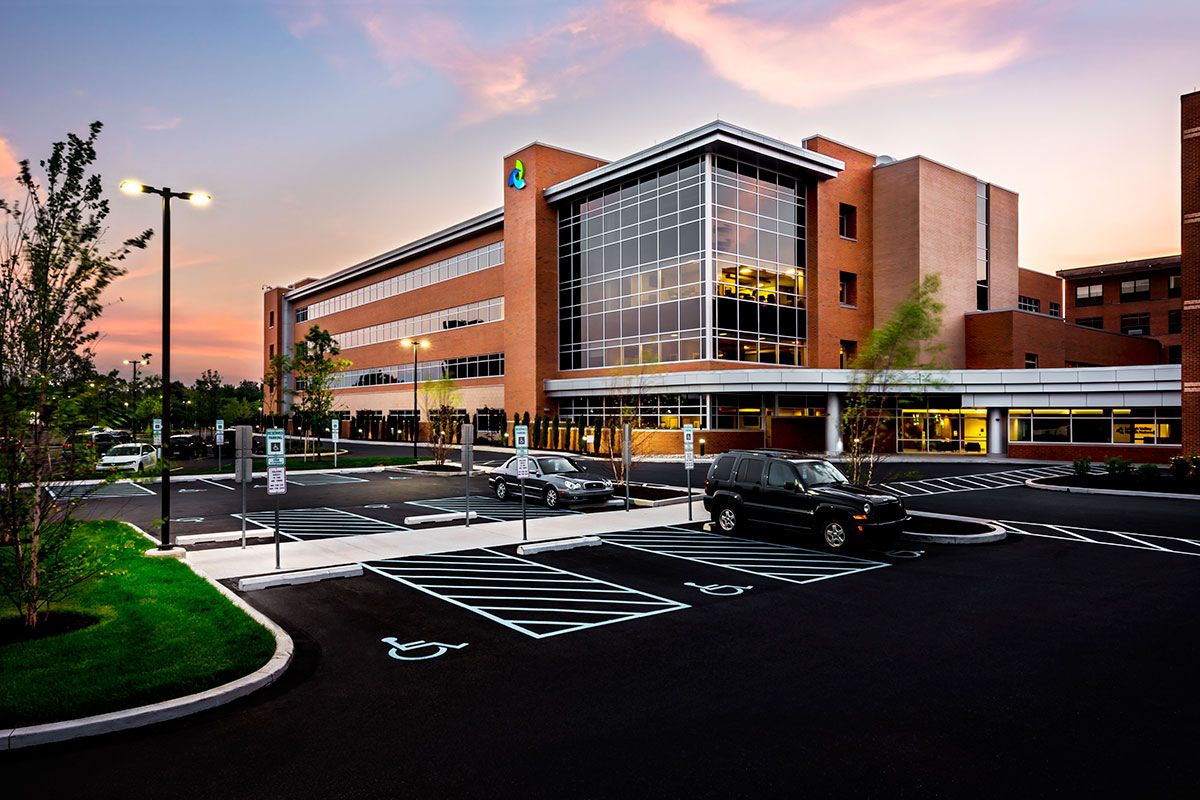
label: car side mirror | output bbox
[792,480,805,492]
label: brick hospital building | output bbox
[265,94,1199,462]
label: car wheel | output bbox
[821,517,851,550]
[544,487,560,509]
[494,479,509,501]
[715,504,740,534]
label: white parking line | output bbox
[600,526,889,585]
[198,478,236,491]
[1000,520,1200,557]
[234,507,407,541]
[364,548,688,638]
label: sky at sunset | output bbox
[1,0,1197,383]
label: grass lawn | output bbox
[0,520,276,729]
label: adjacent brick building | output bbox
[1183,90,1200,456]
[265,117,1186,461]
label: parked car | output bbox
[96,443,158,473]
[168,433,205,459]
[702,450,909,550]
[93,430,132,454]
[488,455,614,509]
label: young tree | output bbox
[292,325,350,460]
[0,121,151,627]
[422,375,461,465]
[263,352,292,427]
[192,368,223,434]
[841,274,945,485]
[601,347,663,484]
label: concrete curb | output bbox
[0,523,294,751]
[902,511,1007,544]
[404,511,479,525]
[388,464,469,477]
[176,530,272,546]
[517,536,603,555]
[1023,477,1200,501]
[237,564,362,591]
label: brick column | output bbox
[1182,91,1200,454]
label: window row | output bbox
[713,336,806,366]
[557,393,705,430]
[325,352,505,389]
[561,298,705,344]
[560,220,705,273]
[298,241,503,322]
[713,220,802,267]
[558,335,705,370]
[561,160,705,222]
[567,183,704,241]
[1008,407,1182,445]
[332,298,503,350]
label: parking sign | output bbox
[216,418,225,446]
[266,428,286,467]
[514,425,529,479]
[267,465,287,495]
[152,418,162,446]
[683,424,694,470]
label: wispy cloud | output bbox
[142,115,183,131]
[643,0,1033,108]
[274,0,328,38]
[287,0,1037,121]
[0,136,20,198]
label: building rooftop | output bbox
[542,120,845,203]
[1056,254,1181,280]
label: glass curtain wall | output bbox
[1008,407,1182,445]
[559,159,706,369]
[712,152,807,365]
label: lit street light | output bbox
[119,179,211,551]
[400,338,430,460]
[122,353,151,407]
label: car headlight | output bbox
[862,503,871,516]
[563,480,580,490]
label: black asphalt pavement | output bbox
[6,452,1199,797]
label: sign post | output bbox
[331,417,340,469]
[152,417,162,446]
[514,424,529,540]
[215,418,225,473]
[622,423,632,512]
[461,423,474,528]
[234,426,253,548]
[683,423,695,521]
[266,428,287,569]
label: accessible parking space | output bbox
[49,480,156,499]
[406,494,583,522]
[877,464,1103,497]
[234,507,410,541]
[600,525,890,585]
[364,548,689,638]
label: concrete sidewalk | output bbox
[187,504,696,581]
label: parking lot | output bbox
[6,459,1200,797]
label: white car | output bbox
[96,443,158,473]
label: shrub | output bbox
[1135,463,1160,480]
[1169,456,1191,479]
[1188,454,1200,477]
[1071,458,1092,477]
[1104,456,1132,476]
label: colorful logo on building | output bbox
[508,159,526,190]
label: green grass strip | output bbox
[0,520,276,729]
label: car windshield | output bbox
[537,457,580,475]
[791,460,848,487]
[108,445,141,457]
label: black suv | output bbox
[703,450,909,550]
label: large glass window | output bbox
[557,394,704,430]
[1008,407,1181,445]
[332,298,503,350]
[558,159,705,369]
[711,154,807,366]
[324,352,504,390]
[300,241,503,322]
[1119,278,1150,302]
[897,404,987,454]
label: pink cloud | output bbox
[0,136,20,197]
[643,0,1033,108]
[142,115,182,131]
[276,0,328,38]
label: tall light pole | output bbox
[400,338,430,461]
[119,179,211,551]
[122,354,151,407]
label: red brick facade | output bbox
[1017,268,1063,316]
[1008,443,1176,464]
[1183,91,1200,455]
[964,309,1162,369]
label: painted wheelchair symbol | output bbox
[684,582,753,596]
[381,638,469,661]
[886,549,925,559]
